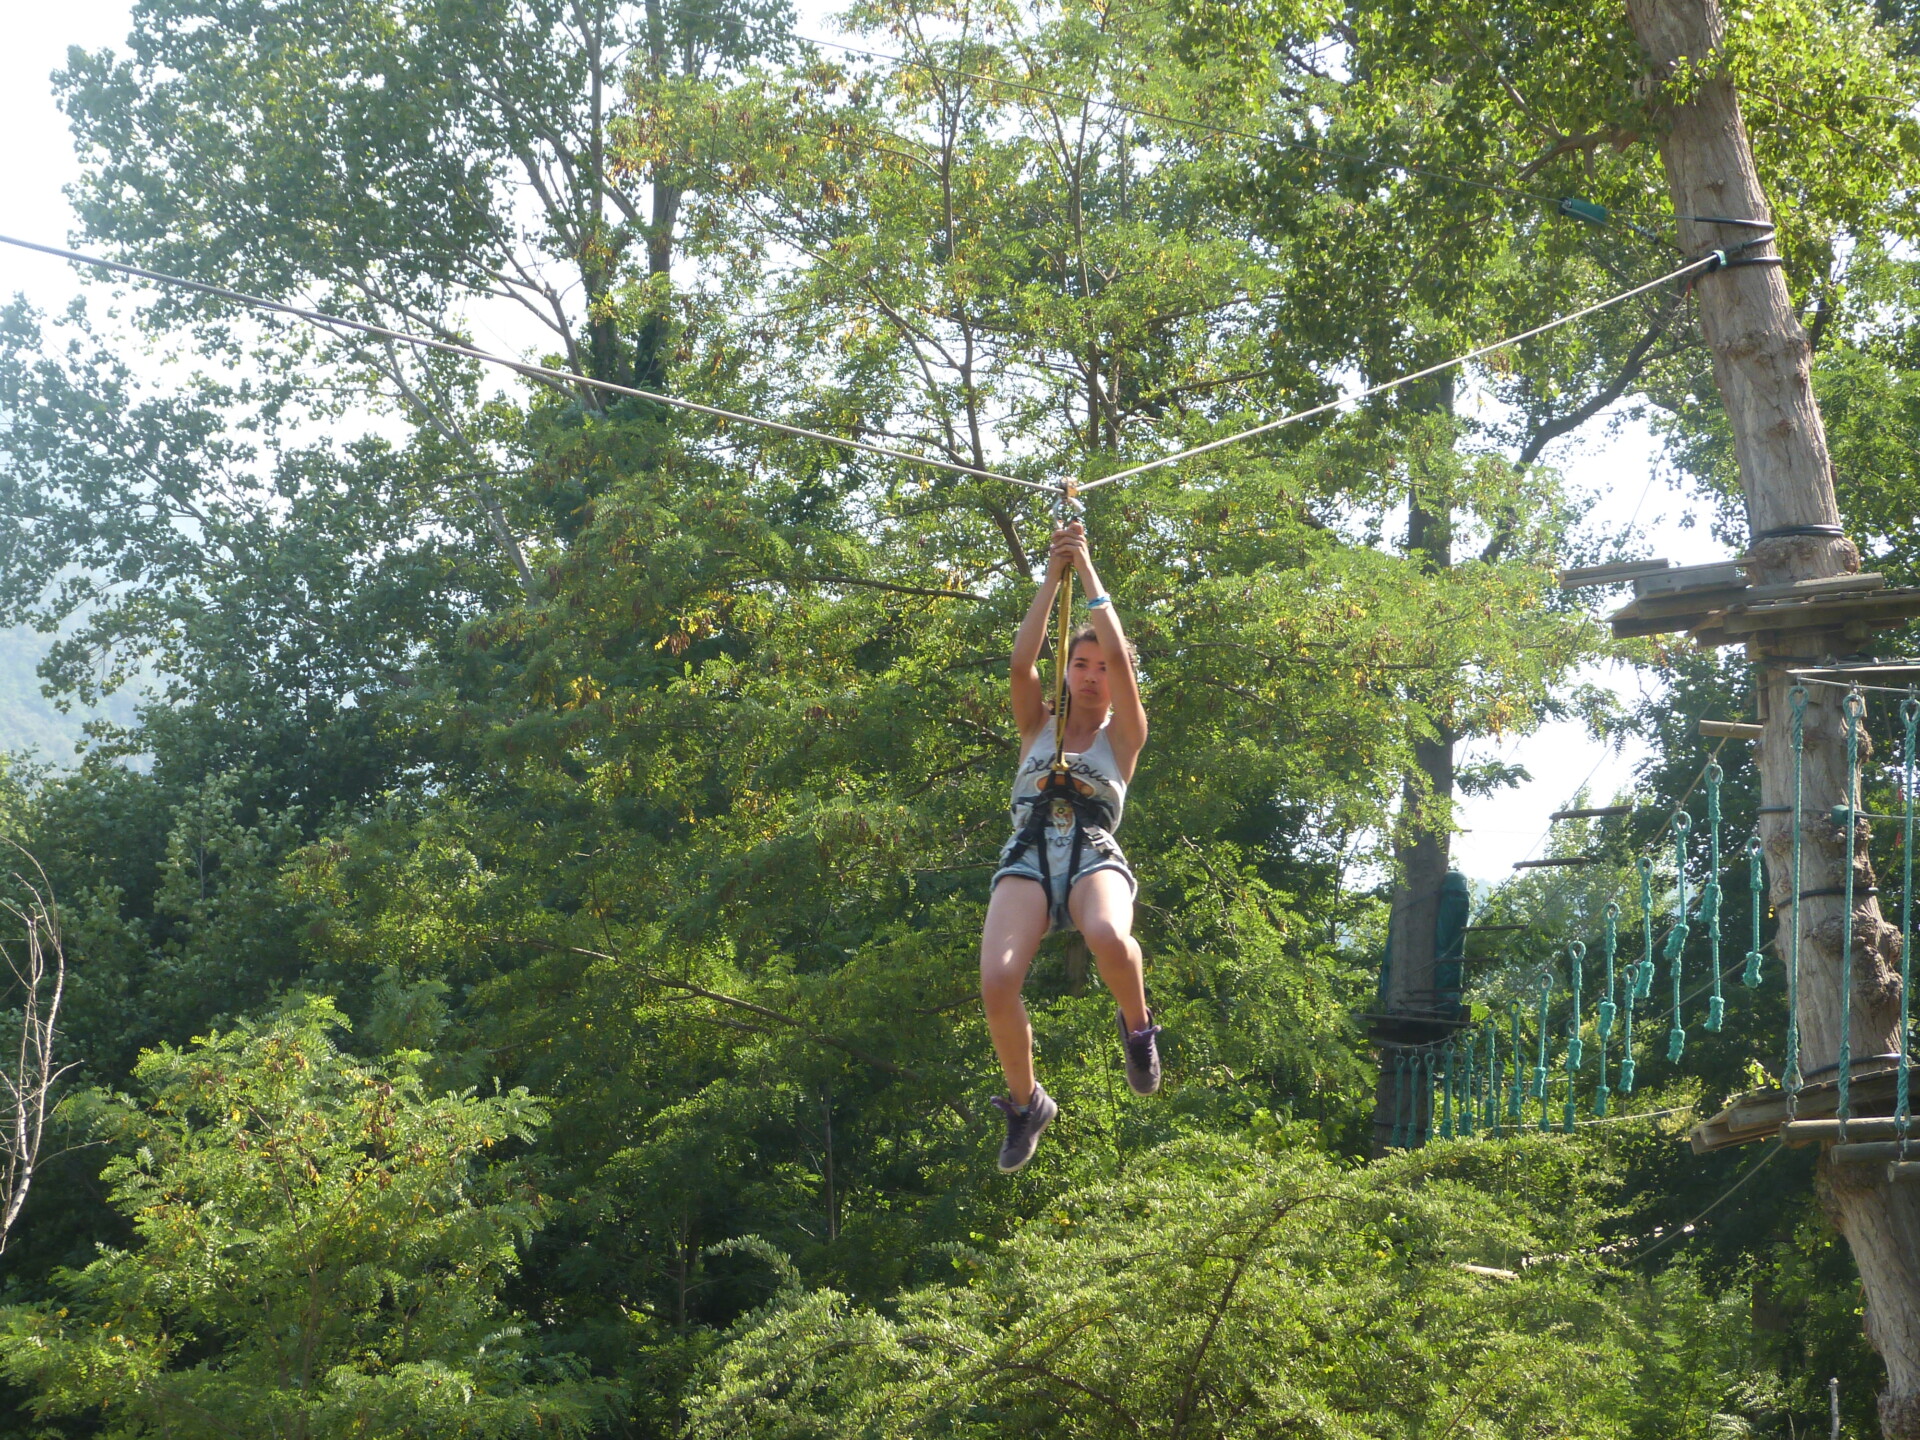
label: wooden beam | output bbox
[1512,856,1598,870]
[1633,559,1748,597]
[1699,720,1763,740]
[1559,558,1672,590]
[1550,805,1635,819]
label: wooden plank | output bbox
[1609,585,1751,623]
[1634,560,1748,597]
[1691,1065,1908,1151]
[1831,1142,1915,1163]
[1551,805,1635,819]
[1740,573,1885,603]
[1618,612,1724,640]
[1781,1117,1908,1145]
[1560,559,1672,590]
[1699,720,1763,740]
[1512,856,1597,870]
[1718,590,1920,636]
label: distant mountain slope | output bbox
[0,625,138,763]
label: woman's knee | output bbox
[979,962,1026,1009]
[1078,914,1132,956]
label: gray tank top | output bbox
[1009,723,1128,832]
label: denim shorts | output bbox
[991,822,1137,933]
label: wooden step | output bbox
[1780,1117,1910,1145]
[1830,1141,1916,1164]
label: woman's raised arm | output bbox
[1069,538,1146,775]
[1009,525,1079,742]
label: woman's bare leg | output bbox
[1069,870,1148,1031]
[980,878,1052,1104]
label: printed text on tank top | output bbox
[1010,723,1127,834]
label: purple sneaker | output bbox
[989,1083,1058,1173]
[1119,1012,1162,1095]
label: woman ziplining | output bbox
[980,519,1158,1172]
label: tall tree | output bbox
[1623,0,1920,1430]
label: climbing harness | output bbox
[998,489,1127,919]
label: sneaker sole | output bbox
[998,1100,1058,1173]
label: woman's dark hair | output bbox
[1066,623,1137,665]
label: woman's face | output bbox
[1067,637,1111,714]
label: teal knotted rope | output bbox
[1900,691,1917,1153]
[1596,903,1618,1117]
[1621,880,1643,1094]
[1422,1050,1437,1144]
[1565,941,1585,1133]
[1441,1040,1456,1140]
[1461,1032,1477,1139]
[1703,763,1726,1032]
[1666,810,1693,1063]
[1483,1020,1499,1133]
[1534,969,1552,1132]
[1840,688,1866,1137]
[1744,834,1767,987]
[1786,684,1809,1099]
[1392,1052,1408,1148]
[1508,1002,1525,1122]
[1636,856,1656,1002]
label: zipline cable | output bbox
[1632,1142,1783,1265]
[1077,253,1727,492]
[0,232,1057,495]
[0,233,1731,504]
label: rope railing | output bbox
[1385,682,1918,1153]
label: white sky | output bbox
[0,3,1732,886]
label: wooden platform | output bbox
[1689,1056,1911,1153]
[1690,585,1920,649]
[1607,567,1920,645]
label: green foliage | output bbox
[687,1134,1729,1438]
[0,996,609,1437]
[0,0,1916,1431]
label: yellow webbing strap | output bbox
[1048,481,1082,775]
[1050,566,1075,773]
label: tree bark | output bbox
[1625,3,1918,1430]
[1369,382,1459,1155]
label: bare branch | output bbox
[0,845,70,1253]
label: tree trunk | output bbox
[1369,384,1459,1155]
[1624,2,1918,1429]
